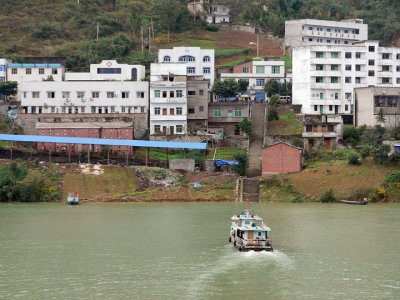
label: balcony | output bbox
[311,83,343,90]
[150,115,186,121]
[150,97,186,104]
[302,131,338,138]
[208,116,245,123]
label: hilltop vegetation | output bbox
[1,0,400,68]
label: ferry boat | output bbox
[229,209,273,252]
[67,192,79,205]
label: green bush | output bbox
[384,172,400,186]
[348,152,361,165]
[32,21,61,39]
[319,189,336,203]
[231,152,248,176]
[206,24,219,32]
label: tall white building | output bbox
[292,41,400,116]
[7,62,65,82]
[158,47,215,85]
[149,63,188,135]
[285,19,368,48]
[0,59,9,82]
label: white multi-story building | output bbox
[158,47,215,85]
[19,81,148,115]
[221,59,285,100]
[150,63,188,135]
[65,60,145,81]
[0,59,9,82]
[7,62,65,82]
[285,19,368,48]
[292,41,400,116]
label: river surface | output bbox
[1,202,400,300]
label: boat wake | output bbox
[185,245,293,299]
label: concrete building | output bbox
[187,76,209,134]
[19,81,148,115]
[36,122,133,155]
[158,47,215,85]
[262,142,302,176]
[65,60,145,82]
[285,19,368,48]
[0,58,9,82]
[187,1,230,24]
[355,86,400,128]
[292,41,400,118]
[208,101,249,137]
[7,62,65,83]
[221,58,285,101]
[302,114,342,150]
[150,63,188,136]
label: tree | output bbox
[376,108,386,124]
[232,152,248,176]
[375,144,391,164]
[238,79,249,92]
[268,94,280,121]
[240,118,253,137]
[0,81,18,102]
[212,79,239,99]
[264,79,280,97]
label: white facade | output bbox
[19,81,148,115]
[158,47,215,85]
[205,5,230,24]
[65,60,145,81]
[285,19,368,48]
[150,63,188,135]
[292,41,400,116]
[221,60,285,90]
[7,63,64,83]
[0,58,9,82]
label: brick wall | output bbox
[262,143,302,175]
[233,61,253,73]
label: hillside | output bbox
[1,0,400,68]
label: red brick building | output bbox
[36,122,134,155]
[262,142,302,176]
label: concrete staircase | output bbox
[241,178,260,202]
[247,103,266,177]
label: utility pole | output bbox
[256,34,259,57]
[96,22,99,40]
[141,27,144,53]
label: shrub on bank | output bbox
[348,152,361,165]
[319,189,336,203]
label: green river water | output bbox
[0,202,400,300]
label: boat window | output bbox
[258,232,262,237]
[245,221,250,225]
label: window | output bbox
[122,92,129,98]
[327,40,331,43]
[345,93,352,100]
[331,77,339,83]
[188,108,195,114]
[11,68,17,74]
[62,92,70,98]
[397,78,400,84]
[141,107,145,113]
[37,68,45,75]
[345,104,349,111]
[26,68,32,75]
[356,65,361,71]
[199,106,204,112]
[203,67,211,74]
[356,52,362,59]
[32,92,40,98]
[163,56,171,62]
[179,55,195,62]
[316,52,324,58]
[314,105,318,111]
[176,90,183,97]
[162,108,167,115]
[335,93,339,99]
[199,90,204,96]
[309,26,313,30]
[328,125,334,132]
[331,52,339,58]
[345,77,351,83]
[203,56,211,62]
[97,68,121,74]
[176,125,183,133]
[0,77,4,82]
[355,77,361,84]
[121,107,125,113]
[316,77,324,83]
[382,77,390,84]
[345,65,351,71]
[213,108,221,117]
[256,79,265,86]
[52,68,58,75]
[331,64,339,71]
[382,65,390,72]
[47,92,55,98]
[368,46,375,52]
[319,93,324,100]
[187,67,196,74]
[329,105,333,111]
[154,90,160,97]
[154,107,160,115]
[188,90,196,96]
[176,107,183,115]
[0,65,4,71]
[345,52,352,59]
[242,67,250,73]
[368,70,375,77]
[170,91,174,98]
[77,91,85,98]
[309,38,313,42]
[306,125,313,132]
[397,54,400,60]
[388,96,398,107]
[137,92,145,98]
[107,92,115,98]
[382,53,390,59]
[272,66,280,74]
[397,66,400,72]
[256,66,265,74]
[316,65,324,71]
[170,108,175,115]
[162,91,167,98]
[368,60,375,66]
[92,92,99,98]
[234,108,242,117]
[154,125,161,133]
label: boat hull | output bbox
[340,200,367,205]
[231,237,273,252]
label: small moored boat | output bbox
[67,192,79,205]
[229,209,273,252]
[340,199,368,205]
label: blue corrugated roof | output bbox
[0,134,207,150]
[7,63,62,68]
